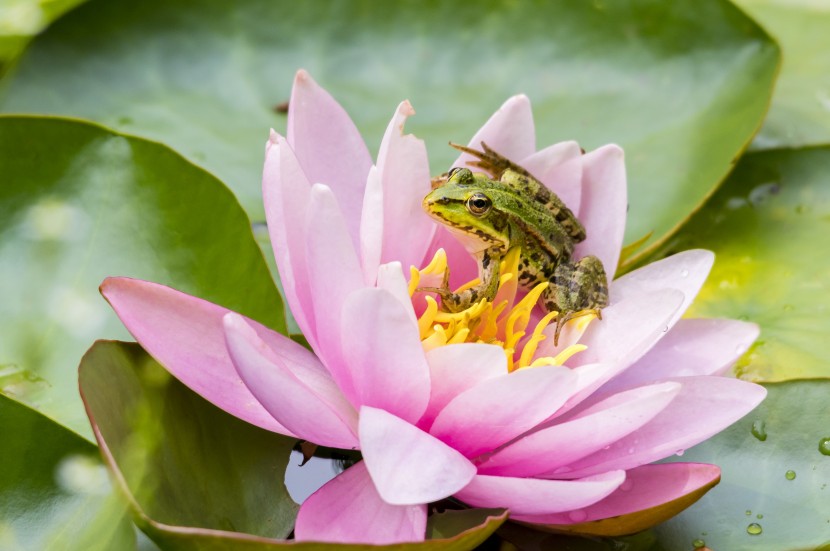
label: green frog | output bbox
[421,142,608,340]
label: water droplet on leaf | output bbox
[747,523,763,535]
[680,269,689,278]
[745,509,752,516]
[751,420,767,441]
[818,437,830,456]
[692,539,706,549]
[785,470,796,481]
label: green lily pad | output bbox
[0,393,135,550]
[0,0,778,251]
[733,0,830,149]
[79,340,509,550]
[0,116,285,439]
[655,381,830,551]
[0,0,87,71]
[645,147,830,381]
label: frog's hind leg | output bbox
[449,141,532,180]
[543,256,609,345]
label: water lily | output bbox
[99,70,765,544]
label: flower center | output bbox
[408,249,594,372]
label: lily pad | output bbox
[645,147,830,381]
[0,116,284,438]
[79,340,509,550]
[0,0,87,71]
[0,0,779,250]
[655,381,830,551]
[734,0,830,149]
[0,393,135,551]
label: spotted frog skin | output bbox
[422,143,609,334]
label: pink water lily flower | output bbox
[99,70,765,544]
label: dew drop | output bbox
[680,269,689,278]
[745,509,752,516]
[751,420,767,442]
[819,437,830,456]
[675,449,685,457]
[692,539,706,549]
[756,513,763,519]
[568,509,588,522]
[726,197,747,210]
[785,470,796,481]
[747,523,763,535]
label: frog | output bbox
[421,142,608,341]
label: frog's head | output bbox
[422,168,510,254]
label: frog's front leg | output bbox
[419,250,501,313]
[543,255,609,343]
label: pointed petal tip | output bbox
[505,93,531,106]
[398,100,416,118]
[295,68,312,84]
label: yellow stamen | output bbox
[418,296,439,339]
[408,266,421,297]
[552,344,588,365]
[422,325,448,352]
[411,247,597,370]
[421,248,448,276]
[517,310,559,369]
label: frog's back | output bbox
[499,170,586,242]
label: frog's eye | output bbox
[448,167,464,179]
[466,192,492,216]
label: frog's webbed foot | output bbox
[417,252,501,313]
[449,141,531,180]
[544,256,609,345]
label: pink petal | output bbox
[359,165,383,284]
[305,184,364,402]
[611,250,714,325]
[295,461,426,544]
[340,288,430,424]
[546,289,685,417]
[478,382,680,477]
[430,366,577,458]
[553,288,685,368]
[547,376,766,478]
[573,145,627,275]
[223,313,358,449]
[455,471,625,516]
[287,70,372,244]
[359,407,476,506]
[376,261,418,327]
[600,318,760,393]
[262,132,316,346]
[100,277,291,434]
[377,101,434,270]
[514,463,720,525]
[454,95,536,168]
[419,343,507,431]
[520,141,583,212]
